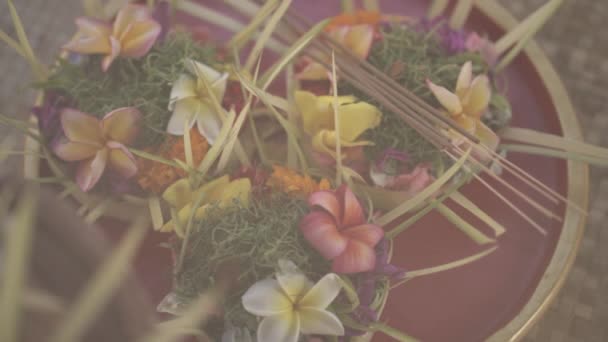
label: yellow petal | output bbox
[295,91,334,136]
[462,75,491,118]
[113,4,151,39]
[107,143,138,178]
[427,80,463,116]
[455,61,473,98]
[217,178,252,208]
[337,101,382,142]
[63,18,112,54]
[296,61,331,81]
[167,98,200,135]
[312,130,374,157]
[190,175,231,204]
[163,178,193,209]
[119,19,161,57]
[60,108,104,146]
[343,24,374,59]
[53,139,100,162]
[76,148,108,192]
[473,121,500,162]
[101,107,141,145]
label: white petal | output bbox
[167,98,199,135]
[277,260,313,303]
[195,103,223,144]
[169,74,197,109]
[299,274,342,310]
[299,308,345,336]
[242,279,292,316]
[257,312,300,342]
[185,58,222,82]
[211,72,229,101]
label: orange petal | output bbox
[338,185,365,227]
[76,149,108,192]
[341,224,384,247]
[60,108,103,146]
[63,17,112,54]
[53,138,100,162]
[300,211,348,260]
[308,190,341,223]
[427,79,463,116]
[331,240,376,274]
[101,107,142,145]
[120,20,161,57]
[107,142,138,178]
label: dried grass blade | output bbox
[197,110,236,175]
[0,183,38,342]
[363,0,379,11]
[450,191,506,236]
[406,246,498,279]
[228,0,279,49]
[331,51,343,185]
[436,203,495,245]
[7,0,46,80]
[148,196,165,230]
[449,0,474,29]
[244,0,292,72]
[377,147,472,226]
[341,0,355,13]
[259,18,329,89]
[502,144,608,167]
[50,215,148,342]
[428,0,450,19]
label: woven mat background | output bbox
[1,1,606,341]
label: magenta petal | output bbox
[342,224,384,247]
[76,149,108,192]
[120,20,161,57]
[308,190,341,223]
[53,138,99,162]
[338,185,365,227]
[101,37,121,72]
[300,211,348,260]
[331,240,376,274]
[101,107,142,145]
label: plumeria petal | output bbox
[169,74,197,109]
[101,36,121,72]
[60,108,103,146]
[337,101,382,142]
[120,20,161,57]
[211,72,230,102]
[101,107,141,144]
[63,17,112,54]
[299,308,345,336]
[341,224,384,247]
[299,273,342,309]
[277,260,314,303]
[113,5,151,38]
[427,80,463,116]
[300,211,348,260]
[308,190,341,222]
[343,24,374,59]
[53,138,99,161]
[76,148,108,192]
[295,91,336,136]
[463,75,491,118]
[331,240,376,274]
[107,141,138,178]
[163,178,193,209]
[338,185,366,227]
[257,312,300,342]
[392,164,434,193]
[195,103,223,145]
[167,98,199,135]
[296,61,331,81]
[455,61,473,98]
[186,59,223,83]
[242,279,292,316]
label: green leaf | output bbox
[450,191,506,236]
[436,203,495,245]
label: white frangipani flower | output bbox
[242,260,344,342]
[166,59,229,144]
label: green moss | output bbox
[171,194,329,334]
[37,32,219,147]
[339,24,489,166]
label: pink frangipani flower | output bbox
[53,107,142,192]
[63,5,161,71]
[300,185,384,274]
